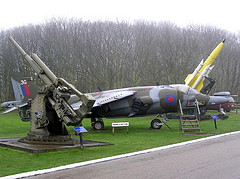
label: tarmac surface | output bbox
[23,132,240,179]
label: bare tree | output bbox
[0,19,240,103]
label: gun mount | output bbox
[9,37,95,145]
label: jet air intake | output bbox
[159,88,183,113]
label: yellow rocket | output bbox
[185,40,225,91]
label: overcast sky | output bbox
[1,0,240,34]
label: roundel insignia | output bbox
[166,94,176,104]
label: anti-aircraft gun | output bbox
[9,37,95,145]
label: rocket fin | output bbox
[184,74,192,84]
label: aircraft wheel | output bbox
[91,118,97,128]
[151,119,163,130]
[93,121,104,130]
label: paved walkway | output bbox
[22,132,240,179]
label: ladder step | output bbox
[180,115,196,118]
[182,128,201,130]
[181,114,196,117]
[182,120,198,122]
[182,124,199,126]
[179,100,201,132]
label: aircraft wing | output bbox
[93,91,136,107]
[71,91,136,110]
[0,106,18,115]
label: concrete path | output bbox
[23,132,240,179]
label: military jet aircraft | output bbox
[68,83,228,130]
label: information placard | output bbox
[73,126,88,133]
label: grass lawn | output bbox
[0,110,240,177]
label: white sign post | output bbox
[112,122,129,135]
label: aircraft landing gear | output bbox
[91,118,104,130]
[150,114,171,130]
[150,119,163,130]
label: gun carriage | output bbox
[9,37,95,145]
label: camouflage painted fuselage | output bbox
[75,84,211,118]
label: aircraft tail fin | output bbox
[11,77,24,102]
[11,72,40,103]
[1,73,40,114]
[20,79,40,103]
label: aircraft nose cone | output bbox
[208,96,229,105]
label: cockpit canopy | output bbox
[169,84,200,95]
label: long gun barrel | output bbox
[9,37,57,85]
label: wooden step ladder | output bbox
[179,100,201,133]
